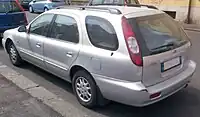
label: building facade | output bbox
[139,0,200,24]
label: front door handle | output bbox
[36,43,41,48]
[66,52,73,57]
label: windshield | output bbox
[128,13,189,56]
[0,1,21,13]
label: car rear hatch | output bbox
[0,0,27,29]
[127,13,191,87]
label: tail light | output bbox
[15,0,28,24]
[122,16,143,66]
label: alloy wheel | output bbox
[75,77,92,102]
[9,45,17,63]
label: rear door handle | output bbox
[36,43,41,48]
[66,52,73,57]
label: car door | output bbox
[32,0,42,12]
[27,13,54,68]
[31,0,38,11]
[37,0,46,12]
[44,14,80,81]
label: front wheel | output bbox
[44,7,48,12]
[8,42,23,66]
[29,6,34,13]
[72,70,97,108]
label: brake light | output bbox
[15,0,28,24]
[122,16,143,66]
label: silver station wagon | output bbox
[2,5,196,108]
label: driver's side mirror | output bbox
[33,0,36,3]
[18,25,27,32]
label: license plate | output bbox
[161,57,181,72]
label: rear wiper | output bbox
[151,43,175,51]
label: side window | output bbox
[85,16,118,51]
[49,15,79,43]
[29,14,54,36]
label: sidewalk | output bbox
[0,75,63,117]
[0,63,90,117]
[183,24,200,32]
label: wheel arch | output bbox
[69,65,95,83]
[70,64,109,106]
[5,38,14,53]
[44,5,50,10]
[29,5,34,10]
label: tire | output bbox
[72,70,97,108]
[8,42,23,66]
[44,7,48,12]
[29,6,34,13]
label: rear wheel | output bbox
[8,42,23,66]
[72,70,97,108]
[72,70,109,108]
[29,6,34,13]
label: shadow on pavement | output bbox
[0,40,3,49]
[19,63,74,94]
[93,86,200,117]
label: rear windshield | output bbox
[128,13,189,56]
[0,1,21,13]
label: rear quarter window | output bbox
[85,16,119,51]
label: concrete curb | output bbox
[0,62,90,117]
[184,28,200,32]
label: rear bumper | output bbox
[93,60,196,107]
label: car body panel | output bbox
[142,42,191,87]
[0,0,27,36]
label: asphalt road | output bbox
[0,12,200,117]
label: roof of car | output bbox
[48,5,163,17]
[95,5,161,14]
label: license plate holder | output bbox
[161,57,181,72]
